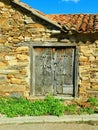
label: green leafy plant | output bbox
[0,96,97,117]
[87,97,98,106]
[79,107,94,115]
[45,95,65,116]
[65,104,78,114]
[0,96,65,117]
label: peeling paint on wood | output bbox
[32,47,75,96]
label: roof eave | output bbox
[11,0,63,31]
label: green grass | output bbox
[0,96,97,117]
[64,104,78,114]
[0,95,65,117]
[87,97,98,106]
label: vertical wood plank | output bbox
[34,48,53,95]
[56,48,74,95]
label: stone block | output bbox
[81,77,90,81]
[24,91,30,98]
[96,57,98,60]
[95,40,98,44]
[0,38,6,44]
[79,86,86,92]
[16,54,29,60]
[10,93,23,98]
[27,23,45,28]
[5,56,16,61]
[87,91,98,98]
[79,66,90,73]
[80,82,90,88]
[7,60,18,66]
[10,77,26,85]
[0,46,11,53]
[10,78,22,84]
[88,44,96,48]
[91,85,98,90]
[81,72,90,77]
[14,74,27,79]
[91,72,98,79]
[79,95,88,99]
[24,37,31,41]
[90,78,98,83]
[81,80,90,85]
[0,18,10,29]
[7,62,29,70]
[79,61,90,66]
[10,85,26,92]
[79,46,89,52]
[91,61,98,67]
[24,17,34,24]
[13,13,21,20]
[0,70,19,74]
[0,53,5,60]
[18,36,24,40]
[79,56,88,62]
[0,18,7,27]
[0,2,5,7]
[20,69,27,75]
[28,28,45,32]
[90,68,98,71]
[5,93,10,97]
[0,62,7,69]
[12,38,20,43]
[89,55,95,61]
[7,74,14,79]
[93,48,98,56]
[0,76,6,81]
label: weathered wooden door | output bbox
[33,47,75,96]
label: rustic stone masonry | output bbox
[0,1,59,98]
[78,40,98,98]
[0,0,98,98]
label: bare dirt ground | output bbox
[0,122,98,130]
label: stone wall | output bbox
[0,1,58,97]
[0,1,98,98]
[78,40,98,98]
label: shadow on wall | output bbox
[51,32,98,43]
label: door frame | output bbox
[30,42,78,97]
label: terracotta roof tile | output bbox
[11,0,98,33]
[86,15,94,32]
[46,14,98,33]
[21,4,98,33]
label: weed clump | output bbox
[0,96,97,117]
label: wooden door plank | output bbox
[56,48,74,95]
[34,48,53,95]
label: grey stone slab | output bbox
[0,114,98,125]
